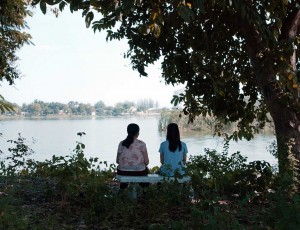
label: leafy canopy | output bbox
[0,0,32,112]
[31,0,300,140]
[0,0,32,85]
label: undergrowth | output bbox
[0,133,299,229]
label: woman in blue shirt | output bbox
[159,123,188,176]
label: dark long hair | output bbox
[166,123,182,152]
[122,123,140,148]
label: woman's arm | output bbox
[116,151,120,164]
[143,149,149,165]
[160,153,164,165]
[183,154,187,165]
[183,142,188,165]
[116,142,122,164]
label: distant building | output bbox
[58,110,65,115]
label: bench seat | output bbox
[115,174,191,183]
[115,174,191,200]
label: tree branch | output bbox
[280,9,300,40]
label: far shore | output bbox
[0,113,160,120]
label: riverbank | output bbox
[0,113,160,120]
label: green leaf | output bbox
[70,0,80,13]
[219,90,225,97]
[82,8,89,17]
[137,65,148,76]
[59,1,66,11]
[193,0,205,13]
[77,132,86,137]
[40,1,47,14]
[171,96,179,106]
[45,0,61,6]
[85,11,94,28]
[31,0,41,6]
[178,5,195,23]
[122,0,135,14]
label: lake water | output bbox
[0,116,277,168]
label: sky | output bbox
[1,7,183,108]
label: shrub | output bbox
[187,141,273,200]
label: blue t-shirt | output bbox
[158,140,188,176]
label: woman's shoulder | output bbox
[160,140,168,146]
[135,139,146,145]
[181,141,187,147]
[180,141,188,151]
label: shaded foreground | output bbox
[1,135,300,229]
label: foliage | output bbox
[0,0,32,85]
[266,193,300,229]
[0,94,14,114]
[136,98,158,111]
[3,98,160,116]
[0,132,300,229]
[158,109,275,134]
[158,109,217,132]
[0,133,35,176]
[0,186,30,229]
[0,132,118,228]
[0,0,32,113]
[273,138,300,196]
[187,141,274,200]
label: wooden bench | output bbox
[115,174,191,200]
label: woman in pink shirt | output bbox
[116,123,149,189]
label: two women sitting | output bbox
[116,122,188,189]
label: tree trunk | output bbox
[273,8,300,178]
[243,9,300,181]
[266,86,300,194]
[252,60,300,177]
[268,95,300,175]
[251,59,300,194]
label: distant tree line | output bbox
[3,99,159,117]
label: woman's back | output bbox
[159,140,188,176]
[117,139,147,171]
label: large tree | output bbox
[32,0,300,175]
[0,0,32,112]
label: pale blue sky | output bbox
[2,7,182,107]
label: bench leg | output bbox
[129,183,138,201]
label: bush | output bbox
[187,141,274,200]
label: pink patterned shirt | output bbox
[117,139,147,171]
